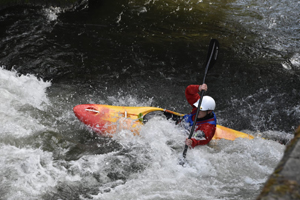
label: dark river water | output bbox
[0,0,299,199]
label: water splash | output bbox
[290,53,300,68]
[86,118,285,200]
[0,67,51,137]
[43,7,62,22]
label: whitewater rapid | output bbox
[0,67,289,200]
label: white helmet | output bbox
[193,96,216,111]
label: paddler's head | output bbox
[193,96,216,118]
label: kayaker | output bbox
[183,84,217,147]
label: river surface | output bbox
[0,0,299,199]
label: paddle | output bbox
[180,39,219,166]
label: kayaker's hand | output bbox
[199,84,207,92]
[185,138,193,147]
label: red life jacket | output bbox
[183,111,217,147]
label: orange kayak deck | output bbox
[73,104,254,140]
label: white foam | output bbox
[88,118,285,200]
[0,67,51,109]
[0,145,72,199]
[43,7,62,22]
[0,67,51,137]
[290,53,300,68]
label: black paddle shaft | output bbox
[182,39,219,159]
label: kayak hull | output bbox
[73,104,254,140]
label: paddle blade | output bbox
[205,39,219,72]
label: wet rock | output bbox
[257,126,300,200]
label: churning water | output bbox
[0,0,299,199]
[0,67,287,199]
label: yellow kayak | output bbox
[73,104,254,140]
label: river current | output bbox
[0,0,299,199]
